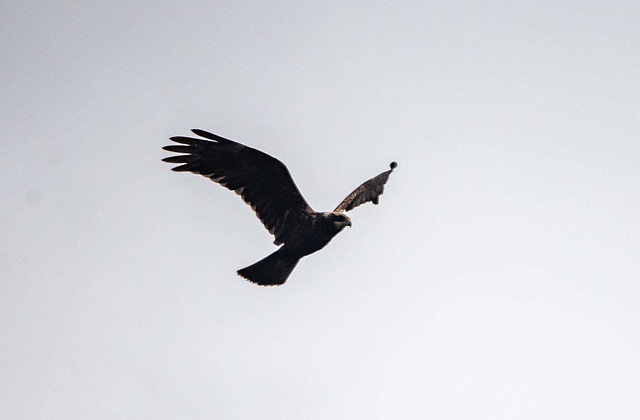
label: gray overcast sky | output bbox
[2,1,639,419]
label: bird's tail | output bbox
[237,248,300,286]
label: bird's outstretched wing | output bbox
[334,162,397,213]
[163,129,314,244]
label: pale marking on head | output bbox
[331,212,352,229]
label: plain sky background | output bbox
[2,1,639,418]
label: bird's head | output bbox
[331,213,352,230]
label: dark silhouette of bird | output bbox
[163,129,397,286]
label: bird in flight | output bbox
[163,129,397,286]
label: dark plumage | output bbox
[163,129,397,286]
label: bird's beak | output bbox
[347,221,352,227]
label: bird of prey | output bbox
[162,129,397,286]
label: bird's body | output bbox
[281,212,351,256]
[236,212,352,285]
[163,129,396,286]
